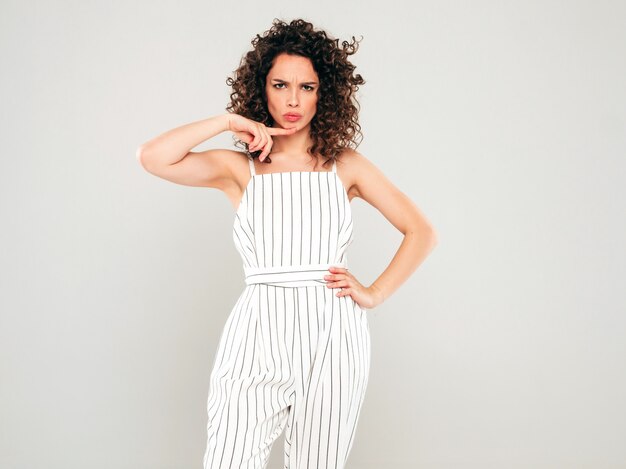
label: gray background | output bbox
[1,1,625,468]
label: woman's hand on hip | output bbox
[324,266,383,309]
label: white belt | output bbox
[244,262,348,288]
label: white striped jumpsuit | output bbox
[203,157,371,469]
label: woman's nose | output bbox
[287,92,300,106]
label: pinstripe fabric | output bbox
[203,157,370,469]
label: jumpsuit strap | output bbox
[331,159,337,173]
[248,156,256,176]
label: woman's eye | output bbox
[273,83,315,91]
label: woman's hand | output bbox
[227,113,297,161]
[324,266,384,309]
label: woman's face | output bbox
[265,53,319,131]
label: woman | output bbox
[137,18,437,469]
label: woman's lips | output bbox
[283,114,302,122]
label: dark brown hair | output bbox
[225,18,365,167]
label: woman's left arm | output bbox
[326,151,438,309]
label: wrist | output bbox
[221,113,232,132]
[368,283,385,306]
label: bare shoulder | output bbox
[185,147,250,190]
[139,146,249,192]
[183,147,254,210]
[335,149,382,202]
[202,148,252,209]
[338,149,436,236]
[192,148,252,210]
[215,148,252,189]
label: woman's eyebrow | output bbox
[271,78,318,85]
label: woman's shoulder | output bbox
[336,149,393,204]
[335,149,373,200]
[336,148,376,179]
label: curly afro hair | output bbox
[225,18,365,167]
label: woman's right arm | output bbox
[135,113,239,189]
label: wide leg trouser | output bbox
[202,280,371,469]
